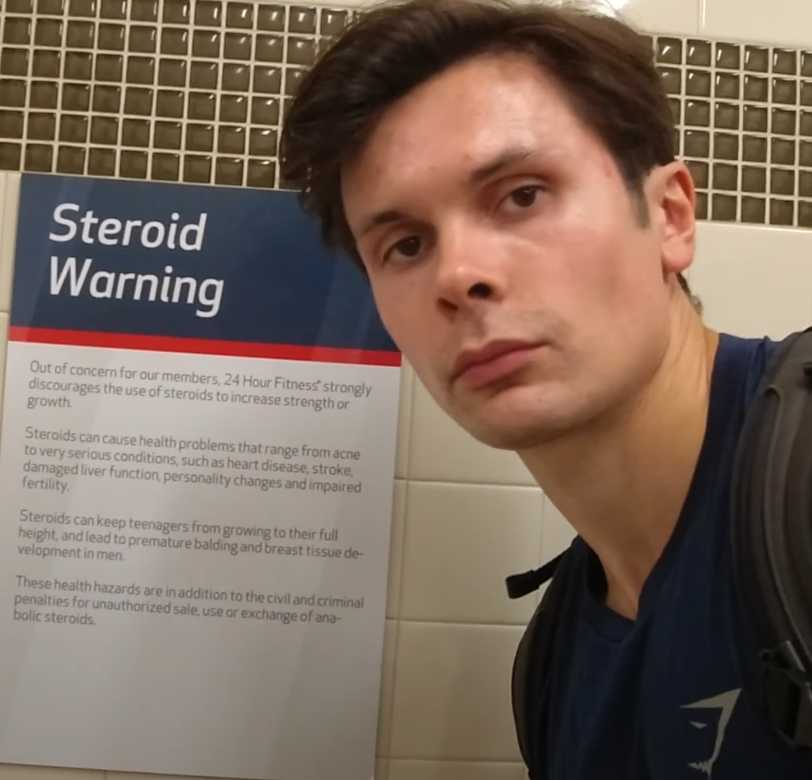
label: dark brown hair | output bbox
[281,0,700,310]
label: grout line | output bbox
[180,1,193,183]
[146,0,162,182]
[393,480,409,622]
[767,41,774,224]
[212,0,225,185]
[400,363,416,481]
[380,615,401,759]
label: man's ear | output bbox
[647,161,696,279]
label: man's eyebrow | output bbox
[469,146,537,184]
[358,209,407,239]
[356,146,538,238]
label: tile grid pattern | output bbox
[0,0,354,187]
[653,35,812,226]
[0,3,810,227]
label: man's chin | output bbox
[459,413,571,452]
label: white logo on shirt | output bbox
[682,688,741,778]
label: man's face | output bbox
[342,53,680,450]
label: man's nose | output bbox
[433,227,507,316]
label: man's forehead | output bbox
[365,52,568,143]
[341,54,575,186]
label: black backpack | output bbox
[506,327,812,777]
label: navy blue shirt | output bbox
[545,333,812,778]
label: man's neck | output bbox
[519,305,719,621]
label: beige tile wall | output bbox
[1,1,812,780]
[701,0,812,48]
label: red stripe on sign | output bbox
[8,326,401,367]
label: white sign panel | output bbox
[0,174,400,780]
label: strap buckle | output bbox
[761,641,812,750]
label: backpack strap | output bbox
[507,547,580,778]
[731,326,812,750]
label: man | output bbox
[280,0,812,776]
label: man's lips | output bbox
[451,340,546,389]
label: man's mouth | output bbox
[451,340,547,390]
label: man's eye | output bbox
[384,235,422,263]
[509,186,542,209]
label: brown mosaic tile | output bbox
[60,113,88,143]
[152,152,180,181]
[183,153,212,182]
[1,48,29,77]
[154,121,181,149]
[65,52,93,81]
[215,156,244,185]
[743,75,768,102]
[158,57,186,87]
[771,109,797,136]
[247,158,276,187]
[131,0,158,22]
[224,33,251,60]
[249,127,277,157]
[34,19,62,47]
[32,50,60,78]
[800,171,812,198]
[714,133,739,160]
[799,201,812,227]
[713,163,738,191]
[90,116,118,145]
[715,73,739,100]
[25,143,53,171]
[30,81,58,109]
[96,53,124,82]
[771,168,795,196]
[742,136,767,163]
[0,79,27,107]
[88,146,115,175]
[218,125,245,154]
[100,0,126,19]
[289,7,317,34]
[5,18,32,46]
[223,63,251,91]
[714,102,739,130]
[712,194,736,221]
[38,0,65,14]
[320,10,348,36]
[656,38,682,65]
[194,1,221,27]
[742,166,767,193]
[162,0,189,24]
[227,3,254,29]
[257,5,286,32]
[57,144,85,174]
[120,149,148,178]
[773,49,798,75]
[771,138,796,166]
[123,86,153,115]
[715,42,740,69]
[769,199,794,226]
[0,111,24,137]
[0,143,22,169]
[685,70,709,97]
[741,197,766,223]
